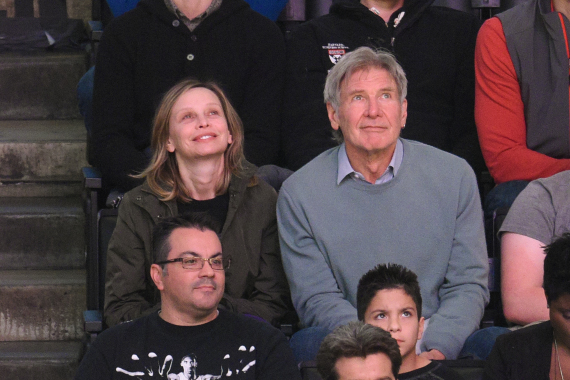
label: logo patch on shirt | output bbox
[322,43,350,65]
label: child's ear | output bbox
[417,316,425,340]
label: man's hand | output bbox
[419,349,446,360]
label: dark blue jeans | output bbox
[483,180,529,221]
[289,326,331,364]
[459,326,510,360]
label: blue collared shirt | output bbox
[337,139,404,185]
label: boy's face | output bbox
[364,288,424,362]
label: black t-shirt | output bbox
[398,361,465,380]
[177,192,230,233]
[74,310,301,380]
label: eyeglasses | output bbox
[155,256,230,271]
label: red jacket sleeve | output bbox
[475,17,570,184]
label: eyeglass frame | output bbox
[155,256,231,271]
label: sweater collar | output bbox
[337,139,403,185]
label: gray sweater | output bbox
[277,139,489,359]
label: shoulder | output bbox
[92,314,151,350]
[478,17,505,45]
[280,147,339,195]
[403,139,472,174]
[399,361,463,380]
[224,0,283,41]
[287,9,355,41]
[534,170,570,195]
[495,0,537,34]
[509,171,570,208]
[425,6,480,31]
[495,321,552,349]
[101,1,152,38]
[121,182,161,209]
[235,162,278,202]
[430,362,465,380]
[218,310,285,343]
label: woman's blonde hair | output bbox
[137,78,245,202]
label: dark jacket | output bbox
[282,0,483,172]
[497,0,570,158]
[92,0,285,191]
[483,321,553,380]
[104,162,291,327]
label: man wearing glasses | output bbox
[75,213,301,380]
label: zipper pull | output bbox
[391,37,395,47]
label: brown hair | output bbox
[137,79,245,201]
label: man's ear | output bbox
[151,264,165,291]
[417,316,425,340]
[400,99,408,129]
[327,102,341,131]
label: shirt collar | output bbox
[337,139,404,185]
[165,0,222,31]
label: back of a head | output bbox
[356,263,422,320]
[316,321,401,380]
[544,233,570,304]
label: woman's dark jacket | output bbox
[484,321,553,380]
[104,162,291,327]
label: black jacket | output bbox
[92,0,285,191]
[282,0,483,172]
[484,321,552,380]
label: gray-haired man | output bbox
[278,47,489,362]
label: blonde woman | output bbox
[104,79,290,327]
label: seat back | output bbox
[96,208,118,311]
[489,206,510,326]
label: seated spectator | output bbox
[499,170,570,325]
[91,0,285,191]
[278,47,489,362]
[475,0,570,215]
[316,321,402,380]
[78,0,287,137]
[104,79,290,327]
[357,263,463,379]
[484,233,570,380]
[282,0,484,174]
[76,213,301,380]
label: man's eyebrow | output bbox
[178,251,223,258]
[345,86,397,95]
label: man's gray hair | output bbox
[324,47,408,143]
[316,321,401,380]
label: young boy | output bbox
[357,263,463,380]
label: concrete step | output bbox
[0,180,82,197]
[1,0,92,21]
[0,270,86,341]
[0,341,82,380]
[0,51,87,119]
[0,197,84,269]
[0,120,87,183]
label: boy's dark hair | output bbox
[543,233,570,304]
[152,213,221,266]
[317,321,401,380]
[356,263,422,320]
